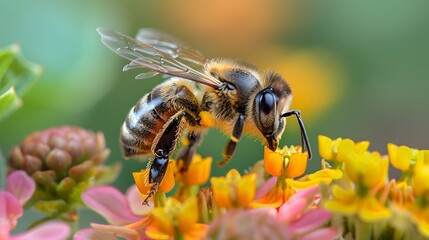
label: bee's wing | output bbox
[135,28,206,66]
[97,27,222,89]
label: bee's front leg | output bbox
[218,114,245,167]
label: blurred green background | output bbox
[1,0,429,194]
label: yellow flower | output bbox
[412,161,429,201]
[286,168,343,189]
[175,154,212,186]
[264,145,308,177]
[210,169,256,208]
[133,161,175,196]
[344,151,388,189]
[388,143,420,171]
[318,135,369,163]
[324,185,391,222]
[147,197,207,239]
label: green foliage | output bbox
[0,44,42,121]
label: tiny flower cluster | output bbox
[4,126,429,240]
[319,135,429,239]
[76,144,337,239]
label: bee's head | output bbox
[253,72,292,151]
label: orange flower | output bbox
[264,146,308,178]
[175,154,212,186]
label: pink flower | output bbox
[0,171,70,240]
[277,186,339,240]
[74,185,152,239]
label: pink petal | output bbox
[277,197,306,223]
[299,227,339,240]
[291,186,319,201]
[91,223,140,240]
[73,228,118,240]
[82,186,141,225]
[0,191,23,229]
[125,185,153,216]
[255,176,277,199]
[289,209,332,235]
[11,221,70,240]
[6,171,36,205]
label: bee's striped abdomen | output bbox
[121,90,174,158]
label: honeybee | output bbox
[97,28,312,202]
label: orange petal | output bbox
[185,156,212,185]
[264,146,284,176]
[133,170,150,195]
[159,161,175,192]
[251,185,284,208]
[286,152,308,178]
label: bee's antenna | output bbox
[281,110,312,160]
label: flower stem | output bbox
[355,218,371,240]
[0,149,6,189]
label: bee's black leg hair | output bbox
[218,114,245,167]
[176,132,201,173]
[281,110,312,160]
[143,111,186,205]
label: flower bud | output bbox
[7,126,118,218]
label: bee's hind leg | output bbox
[143,111,186,205]
[176,132,202,173]
[218,114,245,167]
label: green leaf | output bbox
[0,87,21,120]
[0,44,42,120]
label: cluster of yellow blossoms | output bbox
[77,135,429,240]
[319,136,429,239]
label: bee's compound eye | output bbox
[260,91,275,114]
[226,83,236,90]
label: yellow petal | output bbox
[308,168,343,180]
[394,145,412,171]
[332,185,355,200]
[264,146,284,176]
[324,198,358,215]
[286,152,308,178]
[336,139,355,163]
[414,210,429,237]
[355,141,370,154]
[286,178,323,189]
[359,196,391,222]
[150,208,174,236]
[211,177,233,208]
[412,165,429,196]
[177,198,198,233]
[237,173,256,207]
[318,135,334,160]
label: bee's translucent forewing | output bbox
[97,28,222,89]
[136,28,206,66]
